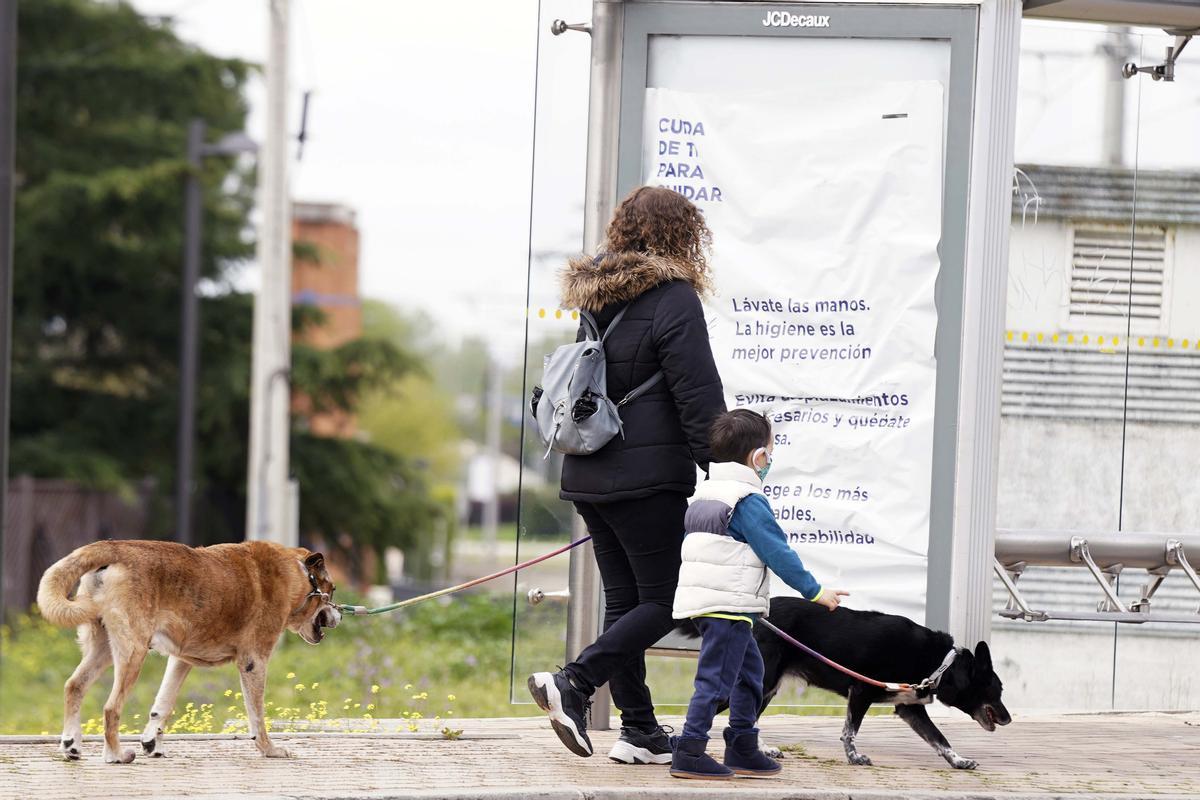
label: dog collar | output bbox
[916,648,959,693]
[292,558,331,615]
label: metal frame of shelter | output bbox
[555,0,1023,730]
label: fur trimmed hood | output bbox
[560,252,706,312]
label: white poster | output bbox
[643,82,944,621]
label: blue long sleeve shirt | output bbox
[727,493,823,601]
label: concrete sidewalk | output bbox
[3,712,1198,799]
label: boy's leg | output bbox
[728,635,765,735]
[723,635,781,777]
[672,618,751,780]
[680,618,753,740]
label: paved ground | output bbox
[3,712,1199,800]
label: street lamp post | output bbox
[175,121,257,546]
[0,0,16,617]
[176,120,204,546]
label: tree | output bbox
[356,301,462,488]
[9,1,445,575]
[11,0,253,497]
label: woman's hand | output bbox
[814,589,849,611]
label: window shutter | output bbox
[1069,226,1166,325]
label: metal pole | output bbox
[175,119,204,547]
[1100,28,1132,168]
[565,0,624,733]
[938,0,1021,647]
[0,0,17,619]
[246,0,291,541]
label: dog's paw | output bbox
[263,745,292,759]
[59,737,82,761]
[950,756,978,770]
[105,747,137,765]
[141,736,165,758]
[847,752,873,767]
[761,745,784,759]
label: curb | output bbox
[0,732,507,744]
[283,792,1200,800]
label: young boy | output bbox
[670,409,847,780]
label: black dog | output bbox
[752,597,1011,769]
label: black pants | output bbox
[565,492,687,732]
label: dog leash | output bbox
[337,534,949,695]
[336,536,595,616]
[759,617,955,693]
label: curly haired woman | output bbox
[528,186,726,764]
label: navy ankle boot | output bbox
[722,728,782,777]
[669,736,734,780]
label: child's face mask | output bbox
[752,447,773,481]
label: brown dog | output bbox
[36,539,341,763]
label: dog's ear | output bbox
[973,641,993,676]
[304,552,327,576]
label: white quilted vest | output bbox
[671,462,771,619]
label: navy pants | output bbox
[681,616,765,741]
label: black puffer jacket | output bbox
[558,252,726,503]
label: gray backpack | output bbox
[531,307,663,458]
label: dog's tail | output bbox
[36,541,119,627]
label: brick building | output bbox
[291,201,362,437]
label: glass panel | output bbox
[1111,27,1200,712]
[509,0,592,704]
[993,22,1145,711]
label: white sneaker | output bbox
[608,725,674,764]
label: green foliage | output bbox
[291,338,422,417]
[290,434,439,560]
[0,594,533,735]
[357,301,463,488]
[7,0,440,554]
[10,0,253,506]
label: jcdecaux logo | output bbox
[761,10,831,28]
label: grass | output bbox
[0,593,523,736]
[460,524,519,544]
[1,590,845,736]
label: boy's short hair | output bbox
[709,409,772,463]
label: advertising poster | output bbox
[643,82,944,620]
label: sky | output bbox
[129,0,1200,363]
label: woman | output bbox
[528,186,726,763]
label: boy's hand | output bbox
[814,589,849,611]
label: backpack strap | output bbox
[579,302,662,406]
[577,306,630,343]
[578,310,602,341]
[600,306,629,343]
[618,370,665,407]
